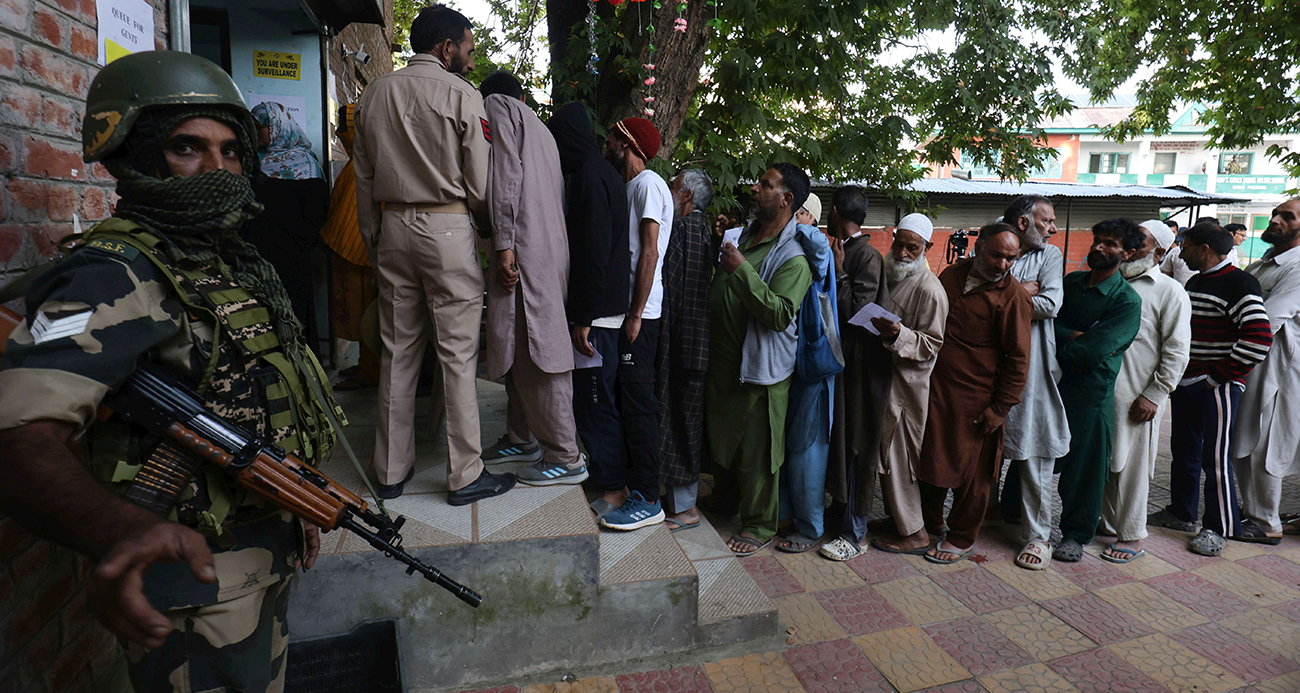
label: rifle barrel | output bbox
[339,515,483,608]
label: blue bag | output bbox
[795,280,844,382]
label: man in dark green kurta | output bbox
[1053,218,1144,561]
[705,164,813,555]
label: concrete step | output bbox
[669,515,778,647]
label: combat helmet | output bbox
[82,51,257,162]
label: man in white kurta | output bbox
[1099,220,1190,562]
[998,196,1072,569]
[1234,199,1300,538]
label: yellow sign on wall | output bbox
[254,51,301,81]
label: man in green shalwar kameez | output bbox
[1052,218,1144,562]
[705,164,814,556]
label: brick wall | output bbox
[0,1,168,690]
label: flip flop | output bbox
[775,532,820,553]
[870,537,930,555]
[1015,540,1052,571]
[665,517,700,533]
[925,541,976,565]
[1231,519,1283,545]
[1099,543,1146,564]
[728,534,772,557]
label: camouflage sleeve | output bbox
[0,243,184,434]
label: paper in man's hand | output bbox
[848,302,902,336]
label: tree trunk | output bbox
[548,0,710,162]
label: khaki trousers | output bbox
[503,291,580,465]
[373,208,484,490]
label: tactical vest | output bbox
[80,218,345,536]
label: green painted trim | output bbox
[1076,173,1097,184]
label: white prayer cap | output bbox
[800,194,822,223]
[1141,219,1175,250]
[896,213,935,242]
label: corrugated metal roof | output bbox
[895,178,1247,205]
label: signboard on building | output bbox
[1151,141,1199,152]
[96,0,155,65]
[254,51,302,80]
[1215,175,1291,195]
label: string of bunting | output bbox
[592,0,721,116]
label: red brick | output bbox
[70,24,95,62]
[79,185,108,220]
[19,45,87,98]
[1,83,44,129]
[10,541,53,585]
[63,672,93,693]
[18,620,61,682]
[46,0,78,17]
[24,138,84,180]
[0,36,16,78]
[7,178,48,219]
[87,161,112,182]
[34,7,67,50]
[34,222,69,256]
[40,96,79,138]
[0,573,12,605]
[4,572,74,647]
[48,627,111,692]
[0,0,28,32]
[87,629,122,680]
[59,593,95,638]
[45,183,79,221]
[0,133,16,172]
[0,224,24,263]
[77,0,94,23]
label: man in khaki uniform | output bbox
[354,5,515,504]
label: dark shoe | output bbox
[448,468,516,506]
[1230,519,1282,545]
[1189,528,1225,556]
[1148,507,1198,533]
[1052,538,1084,562]
[482,434,543,464]
[376,467,415,500]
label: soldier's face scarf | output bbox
[106,106,305,344]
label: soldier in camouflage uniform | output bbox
[0,51,345,692]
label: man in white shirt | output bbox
[1234,199,1300,541]
[1162,218,1239,285]
[588,117,675,531]
[1098,220,1191,563]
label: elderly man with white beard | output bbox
[1097,220,1191,563]
[837,214,951,557]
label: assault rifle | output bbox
[106,363,482,608]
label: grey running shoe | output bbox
[482,435,543,464]
[517,455,590,486]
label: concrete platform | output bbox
[287,381,777,690]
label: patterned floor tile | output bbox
[600,524,695,585]
[740,555,804,598]
[928,567,1032,614]
[1244,671,1300,693]
[813,585,911,635]
[902,553,982,575]
[775,551,865,592]
[874,575,975,626]
[978,663,1078,693]
[922,616,1035,677]
[982,604,1096,662]
[1040,593,1156,645]
[1219,608,1300,661]
[1238,554,1300,589]
[854,626,971,692]
[846,549,923,584]
[1140,530,1224,570]
[1049,554,1135,591]
[1275,547,1300,565]
[1167,622,1299,684]
[1107,634,1245,693]
[774,593,847,644]
[1219,539,1272,562]
[1092,582,1210,632]
[1194,561,1300,607]
[458,686,520,693]
[696,557,774,622]
[981,561,1085,602]
[521,676,619,693]
[1270,599,1300,623]
[1046,647,1167,693]
[1143,570,1257,620]
[702,652,804,693]
[615,665,715,693]
[781,638,893,692]
[479,486,595,542]
[671,515,734,562]
[1106,551,1181,580]
[912,681,987,693]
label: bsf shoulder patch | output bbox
[480,117,492,142]
[84,238,141,262]
[31,308,94,345]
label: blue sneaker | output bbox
[517,454,590,487]
[599,491,666,531]
[482,435,543,464]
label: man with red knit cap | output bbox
[583,117,675,530]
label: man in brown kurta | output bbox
[479,73,585,486]
[825,186,892,540]
[918,224,1032,562]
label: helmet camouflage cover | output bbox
[82,50,257,162]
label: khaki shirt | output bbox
[353,54,491,242]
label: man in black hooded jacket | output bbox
[548,103,632,518]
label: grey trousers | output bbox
[1237,453,1285,535]
[1017,456,1056,544]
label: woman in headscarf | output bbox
[243,101,328,350]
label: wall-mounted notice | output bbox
[97,0,155,65]
[254,51,302,80]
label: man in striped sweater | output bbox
[1149,222,1274,556]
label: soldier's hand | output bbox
[571,326,595,358]
[1128,395,1159,424]
[973,407,1005,436]
[88,519,215,649]
[301,522,321,571]
[720,243,745,273]
[496,249,520,292]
